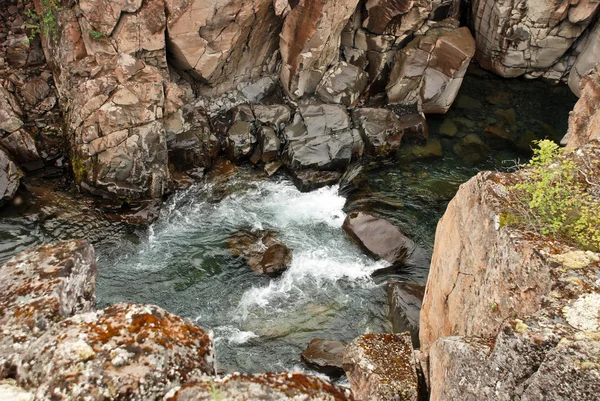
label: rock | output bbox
[166,0,281,95]
[228,230,292,276]
[280,0,361,99]
[0,147,23,206]
[0,380,34,401]
[0,241,96,377]
[301,339,347,377]
[398,140,443,161]
[6,33,29,68]
[388,281,425,347]
[343,333,418,401]
[562,66,600,148]
[20,78,50,106]
[397,112,429,144]
[439,118,458,137]
[16,303,215,400]
[569,19,600,97]
[452,133,487,163]
[240,77,276,102]
[250,126,281,164]
[282,104,364,172]
[167,372,353,400]
[316,61,369,106]
[0,87,23,134]
[471,0,600,79]
[352,108,404,157]
[387,23,476,114]
[0,129,43,171]
[224,121,257,161]
[289,169,343,192]
[342,211,419,266]
[252,104,292,129]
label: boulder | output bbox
[224,121,257,161]
[562,65,600,148]
[282,104,364,172]
[20,78,50,106]
[280,0,361,99]
[397,139,443,161]
[0,147,23,206]
[289,169,343,192]
[0,129,43,170]
[250,126,281,164]
[471,0,600,79]
[228,230,292,276]
[343,333,418,401]
[301,339,347,377]
[252,104,292,129]
[0,87,23,134]
[16,303,215,400]
[568,19,600,97]
[388,281,425,347]
[0,241,96,377]
[352,108,404,157]
[386,22,476,114]
[167,372,353,400]
[342,211,418,266]
[166,0,281,95]
[398,113,429,144]
[316,61,369,106]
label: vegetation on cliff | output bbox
[507,140,600,251]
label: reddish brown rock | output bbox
[343,333,418,401]
[386,22,476,114]
[280,0,361,99]
[301,338,347,377]
[343,211,418,266]
[562,65,600,148]
[228,230,292,276]
[351,108,405,157]
[168,372,354,400]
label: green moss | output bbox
[88,30,105,39]
[71,154,90,184]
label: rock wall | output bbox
[562,65,600,148]
[420,141,600,400]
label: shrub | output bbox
[507,140,600,252]
[89,30,105,39]
[23,0,61,41]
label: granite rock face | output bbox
[386,21,476,113]
[280,0,361,99]
[343,333,418,401]
[421,141,600,401]
[471,0,600,80]
[562,65,600,148]
[165,0,281,95]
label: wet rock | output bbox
[352,108,404,157]
[0,147,23,206]
[439,118,458,138]
[289,169,343,192]
[16,303,215,400]
[397,140,443,161]
[0,240,96,377]
[562,65,600,148]
[316,61,368,106]
[343,333,418,401]
[280,0,361,99]
[282,104,364,172]
[386,23,476,114]
[166,0,281,95]
[224,121,257,161]
[342,211,418,266]
[388,281,425,347]
[471,0,600,79]
[205,158,239,185]
[301,339,347,377]
[168,372,353,400]
[228,230,292,276]
[397,113,429,145]
[264,161,283,177]
[250,126,281,164]
[452,133,487,163]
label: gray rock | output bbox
[316,61,368,106]
[289,169,343,192]
[0,147,22,205]
[388,281,425,347]
[224,121,257,161]
[352,108,404,157]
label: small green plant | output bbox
[23,0,62,41]
[507,140,600,251]
[208,379,223,401]
[89,30,105,39]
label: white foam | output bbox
[213,326,259,345]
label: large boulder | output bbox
[568,19,600,96]
[562,65,600,148]
[167,372,353,400]
[421,141,600,400]
[343,333,419,401]
[316,61,369,106]
[0,147,23,205]
[386,22,476,113]
[280,0,361,99]
[301,338,347,377]
[165,0,281,95]
[228,230,292,276]
[282,104,364,172]
[471,0,600,79]
[351,108,405,157]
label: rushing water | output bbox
[0,69,578,374]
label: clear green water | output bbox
[0,70,577,374]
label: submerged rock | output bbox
[343,333,418,401]
[388,281,425,347]
[228,230,292,276]
[301,338,347,377]
[342,211,418,266]
[168,372,353,400]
